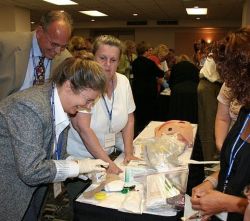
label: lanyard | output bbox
[50,84,63,160]
[102,79,114,121]
[223,113,250,192]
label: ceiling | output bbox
[0,0,245,26]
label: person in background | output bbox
[148,44,169,93]
[0,10,72,100]
[66,35,138,202]
[168,54,199,89]
[0,57,108,221]
[148,44,169,70]
[132,41,165,135]
[117,39,137,83]
[197,42,223,161]
[84,37,94,52]
[167,54,199,123]
[193,39,207,69]
[193,40,201,68]
[68,35,95,62]
[67,35,86,56]
[165,48,176,79]
[191,26,250,221]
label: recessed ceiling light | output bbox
[196,17,201,20]
[133,13,138,16]
[186,6,207,15]
[79,10,108,17]
[43,0,78,5]
[91,19,95,22]
[30,21,35,24]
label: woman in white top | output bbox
[215,83,242,150]
[67,35,137,174]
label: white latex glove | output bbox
[78,158,109,174]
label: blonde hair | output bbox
[50,57,106,94]
[152,44,169,59]
[68,36,86,54]
[75,50,94,60]
[124,40,136,53]
[93,35,123,59]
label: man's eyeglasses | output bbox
[44,31,68,50]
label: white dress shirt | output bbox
[19,32,51,91]
[52,86,80,182]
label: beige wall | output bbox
[14,7,30,31]
[73,29,91,38]
[134,28,175,48]
[0,6,30,31]
[175,28,233,58]
[242,0,250,27]
[73,26,237,58]
[0,7,16,31]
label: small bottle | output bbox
[125,167,132,185]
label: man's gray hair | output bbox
[40,10,73,32]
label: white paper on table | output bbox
[184,194,227,221]
[183,194,201,221]
[119,190,143,214]
[76,189,126,210]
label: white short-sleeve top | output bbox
[67,73,136,158]
[217,83,242,125]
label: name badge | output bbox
[53,182,62,198]
[104,133,115,148]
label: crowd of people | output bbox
[0,9,250,221]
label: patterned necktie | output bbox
[33,56,45,85]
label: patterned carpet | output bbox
[41,184,72,221]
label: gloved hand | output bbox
[78,158,109,174]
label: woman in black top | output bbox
[167,54,199,123]
[132,41,164,135]
[191,27,250,221]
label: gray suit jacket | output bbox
[0,83,68,221]
[0,32,72,100]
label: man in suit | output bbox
[0,10,72,100]
[0,57,108,221]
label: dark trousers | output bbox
[198,79,221,160]
[22,185,48,221]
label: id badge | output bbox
[53,182,62,198]
[104,133,115,148]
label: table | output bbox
[74,202,183,221]
[73,121,197,221]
